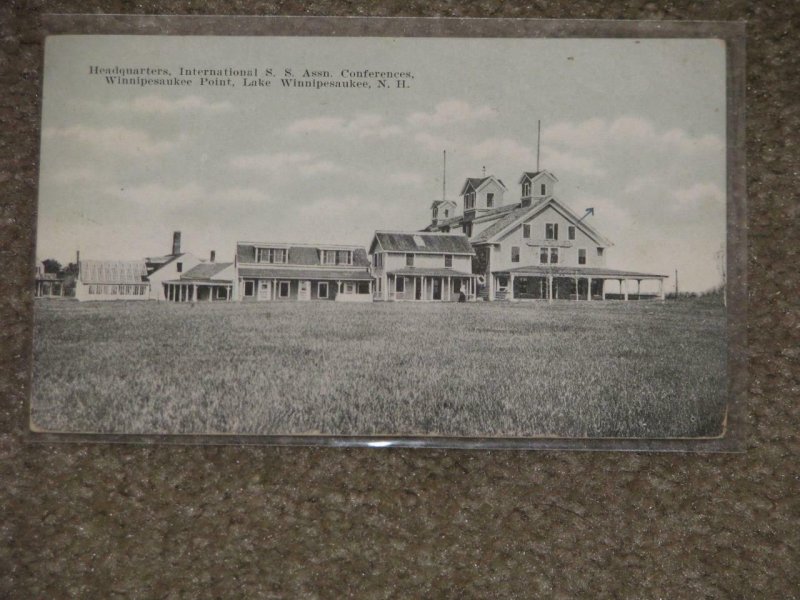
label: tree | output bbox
[41,259,62,274]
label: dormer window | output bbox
[406,253,414,267]
[176,262,183,273]
[335,250,353,265]
[444,209,449,218]
[320,250,337,265]
[464,191,476,211]
[487,193,494,208]
[540,183,547,195]
[413,235,426,248]
[258,247,288,264]
[444,254,453,268]
[522,181,531,197]
[432,207,438,219]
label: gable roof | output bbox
[180,262,233,281]
[79,260,148,284]
[518,170,559,184]
[430,199,457,209]
[473,197,613,247]
[370,231,474,255]
[459,175,507,196]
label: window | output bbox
[522,181,531,197]
[540,247,559,264]
[336,250,352,265]
[278,281,290,298]
[406,253,414,267]
[568,226,576,240]
[432,207,438,219]
[321,250,337,265]
[244,281,255,297]
[578,248,587,265]
[259,248,288,264]
[465,191,476,210]
[444,209,449,218]
[318,282,328,298]
[545,223,558,240]
[396,277,405,293]
[540,183,546,195]
[444,254,453,268]
[523,224,531,239]
[597,247,604,257]
[176,262,183,273]
[357,282,370,294]
[487,193,494,208]
[511,246,520,263]
[464,223,473,237]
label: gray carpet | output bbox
[2,2,797,597]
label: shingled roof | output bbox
[179,262,233,281]
[237,244,370,267]
[79,260,148,284]
[370,232,474,255]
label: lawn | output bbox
[31,299,727,438]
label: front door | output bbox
[243,280,255,298]
[432,278,442,301]
[298,280,311,301]
[318,281,329,299]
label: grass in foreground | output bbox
[31,299,727,438]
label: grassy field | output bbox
[31,299,727,438]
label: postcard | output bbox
[30,17,745,448]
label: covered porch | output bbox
[164,280,234,302]
[493,266,667,302]
[386,268,477,302]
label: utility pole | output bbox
[675,269,679,299]
[536,119,541,171]
[442,150,446,203]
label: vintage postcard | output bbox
[30,18,745,448]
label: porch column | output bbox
[637,279,641,300]
[574,274,579,300]
[193,284,197,302]
[208,286,212,302]
[587,277,592,301]
[548,274,553,302]
[447,276,451,301]
[383,275,388,301]
[489,275,495,302]
[602,279,607,300]
[623,279,629,301]
[509,274,515,300]
[659,278,665,302]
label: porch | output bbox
[493,267,668,302]
[385,269,477,302]
[164,281,234,302]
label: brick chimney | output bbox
[172,231,181,255]
[210,250,216,263]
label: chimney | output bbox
[210,250,216,263]
[172,231,181,255]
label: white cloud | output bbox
[106,182,204,207]
[407,100,496,128]
[413,131,458,153]
[111,94,234,114]
[230,151,340,175]
[671,182,725,207]
[544,116,724,155]
[43,125,178,157]
[387,171,425,186]
[286,114,402,139]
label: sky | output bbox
[37,35,727,292]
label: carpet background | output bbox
[1,2,797,598]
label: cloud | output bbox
[108,94,234,114]
[407,100,497,128]
[230,151,340,175]
[387,171,425,186]
[286,114,402,139]
[466,137,605,178]
[43,125,178,157]
[544,116,724,154]
[671,182,725,207]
